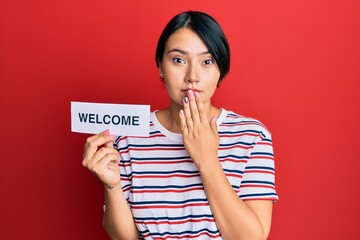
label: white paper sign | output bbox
[71,101,150,136]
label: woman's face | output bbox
[159,27,221,107]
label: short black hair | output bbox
[155,11,230,83]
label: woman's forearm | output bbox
[103,185,139,240]
[199,161,270,240]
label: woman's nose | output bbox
[185,64,199,83]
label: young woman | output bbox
[82,11,278,240]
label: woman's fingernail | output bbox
[179,110,184,116]
[103,129,110,135]
[194,92,200,98]
[184,97,189,103]
[109,134,117,139]
[187,90,194,97]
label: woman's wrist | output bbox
[104,182,121,191]
[196,156,221,172]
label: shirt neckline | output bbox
[151,108,228,143]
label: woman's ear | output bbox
[158,62,164,80]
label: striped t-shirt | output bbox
[114,109,278,239]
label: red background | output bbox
[1,0,359,239]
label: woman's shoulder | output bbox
[114,110,168,148]
[220,109,272,138]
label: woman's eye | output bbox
[203,59,214,65]
[173,58,185,64]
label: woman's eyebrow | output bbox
[167,48,187,55]
[167,48,210,56]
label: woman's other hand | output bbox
[82,129,120,188]
[179,90,220,170]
